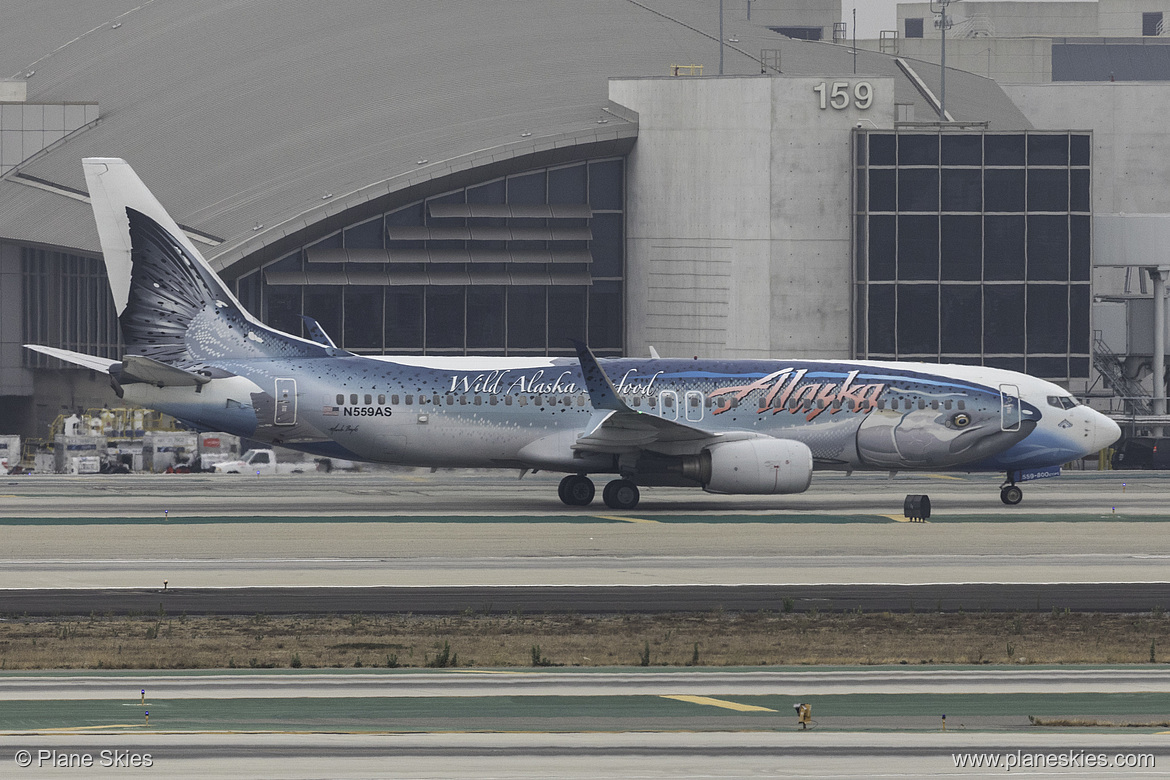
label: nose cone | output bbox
[1086,408,1122,453]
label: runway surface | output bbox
[3,669,1170,778]
[8,583,1170,615]
[0,471,1168,602]
[7,667,1170,700]
[5,472,1170,776]
[3,732,1164,779]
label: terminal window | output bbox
[239,158,625,358]
[854,130,1091,381]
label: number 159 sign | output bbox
[813,81,873,110]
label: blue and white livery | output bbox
[27,159,1120,509]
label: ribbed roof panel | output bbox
[0,0,1032,270]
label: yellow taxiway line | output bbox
[36,724,146,732]
[592,515,660,524]
[661,695,776,712]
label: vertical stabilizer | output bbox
[82,158,329,364]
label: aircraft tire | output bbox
[559,474,595,506]
[603,479,640,510]
[1000,485,1023,505]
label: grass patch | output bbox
[0,611,1168,670]
[1030,716,1170,728]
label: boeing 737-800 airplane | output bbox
[27,159,1120,509]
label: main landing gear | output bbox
[557,474,595,506]
[999,474,1023,506]
[557,475,641,510]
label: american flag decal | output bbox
[323,405,339,416]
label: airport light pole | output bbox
[1153,267,1168,434]
[930,0,958,120]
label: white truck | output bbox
[211,448,308,475]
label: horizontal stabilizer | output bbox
[21,346,209,388]
[23,345,118,373]
[120,355,210,387]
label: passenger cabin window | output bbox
[378,394,386,405]
[336,394,344,405]
[350,394,358,405]
[364,394,372,405]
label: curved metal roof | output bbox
[0,0,1031,272]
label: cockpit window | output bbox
[1046,395,1079,410]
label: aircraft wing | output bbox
[570,340,737,455]
[572,408,714,453]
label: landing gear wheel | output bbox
[558,474,595,506]
[602,479,640,510]
[1000,485,1023,505]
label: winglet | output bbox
[571,340,631,412]
[300,316,338,348]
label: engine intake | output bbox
[682,439,813,495]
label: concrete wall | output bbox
[896,2,1098,39]
[1003,82,1170,217]
[1004,81,1170,301]
[610,74,894,360]
[1099,0,1170,36]
[894,37,1053,83]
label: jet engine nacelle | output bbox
[693,438,813,495]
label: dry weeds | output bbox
[0,610,1168,670]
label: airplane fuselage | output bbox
[43,157,1120,509]
[123,353,1114,478]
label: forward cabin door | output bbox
[999,383,1021,432]
[275,378,297,426]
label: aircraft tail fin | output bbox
[82,158,329,365]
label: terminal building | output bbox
[0,0,1167,440]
